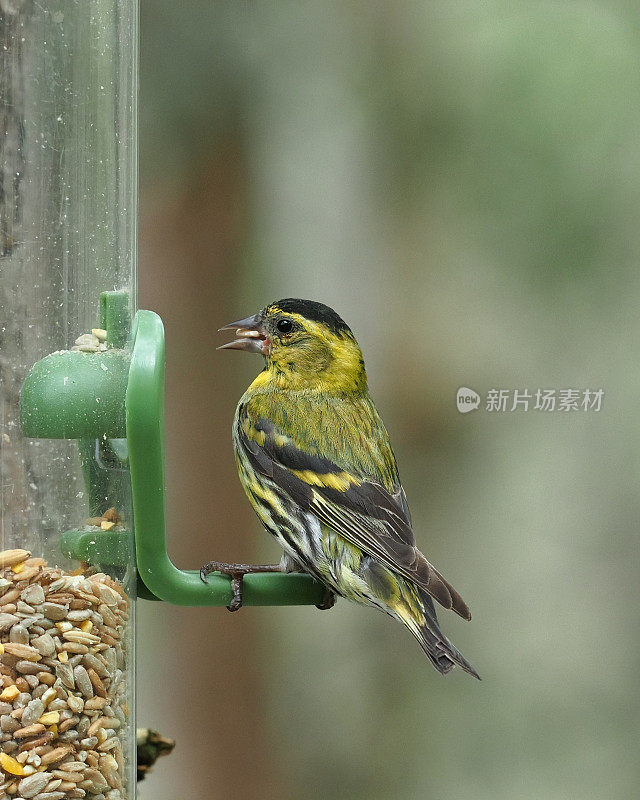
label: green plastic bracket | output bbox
[101,290,130,349]
[20,294,325,607]
[60,529,131,567]
[127,310,324,606]
[20,349,129,439]
[21,291,132,440]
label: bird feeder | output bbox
[0,1,323,797]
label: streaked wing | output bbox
[238,410,470,619]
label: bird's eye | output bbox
[276,318,294,333]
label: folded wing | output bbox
[238,411,471,620]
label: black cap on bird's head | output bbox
[266,299,352,336]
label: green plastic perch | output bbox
[127,309,324,606]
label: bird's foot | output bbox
[199,560,283,611]
[315,587,336,611]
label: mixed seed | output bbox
[69,331,108,354]
[0,550,131,799]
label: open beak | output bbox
[217,313,269,354]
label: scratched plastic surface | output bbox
[0,1,137,796]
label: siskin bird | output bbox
[201,298,479,679]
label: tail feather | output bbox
[413,592,481,679]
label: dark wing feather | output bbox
[239,414,471,619]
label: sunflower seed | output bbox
[16,660,43,675]
[66,694,84,714]
[66,610,92,622]
[20,699,44,726]
[73,666,93,698]
[42,604,67,622]
[31,634,56,657]
[9,624,30,644]
[74,333,100,348]
[17,771,50,797]
[0,613,20,631]
[54,663,75,689]
[20,585,45,606]
[91,585,120,607]
[79,736,98,749]
[1,715,20,732]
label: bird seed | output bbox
[0,551,132,798]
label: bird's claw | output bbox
[315,588,336,611]
[228,575,244,612]
[199,560,283,612]
[200,560,249,611]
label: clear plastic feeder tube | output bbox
[1,0,137,797]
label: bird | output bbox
[200,298,480,679]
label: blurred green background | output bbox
[136,3,639,799]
